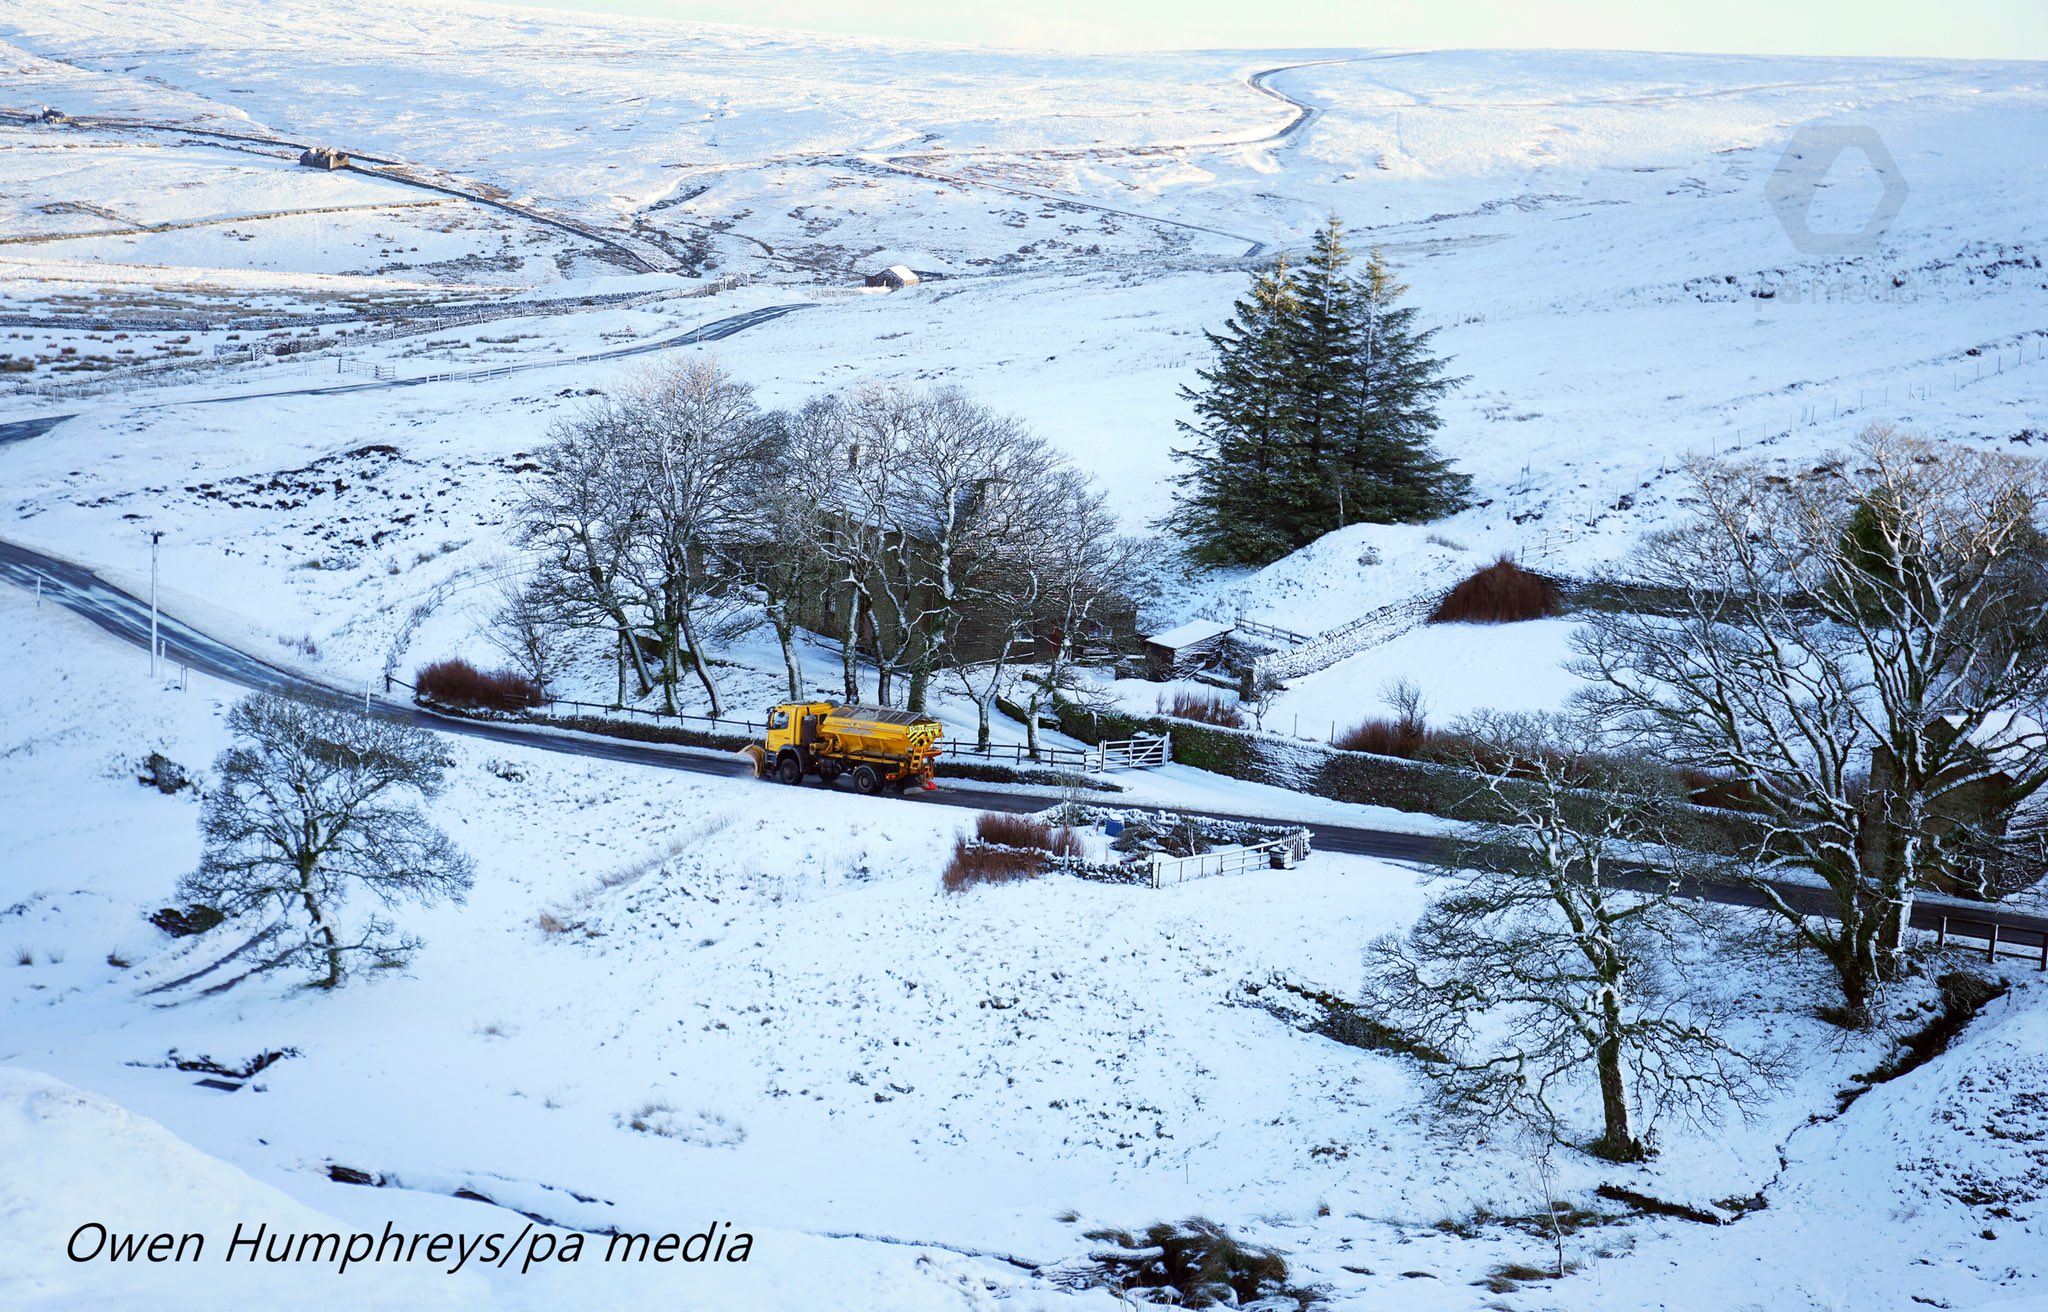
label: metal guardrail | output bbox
[528,696,765,736]
[1931,914,2048,970]
[398,679,1170,772]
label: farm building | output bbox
[1868,710,2048,899]
[864,265,921,289]
[299,146,349,170]
[1143,619,1233,680]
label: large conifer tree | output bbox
[1168,256,1301,566]
[1170,217,1469,566]
[1338,247,1470,526]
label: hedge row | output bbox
[1051,697,1768,851]
[542,713,754,753]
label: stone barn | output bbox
[864,265,921,289]
[1143,619,1233,680]
[1867,710,2048,899]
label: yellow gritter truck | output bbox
[741,701,943,795]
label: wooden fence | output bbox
[1233,615,1310,646]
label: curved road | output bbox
[853,52,1428,261]
[130,302,810,409]
[2,536,2044,957]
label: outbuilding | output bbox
[864,264,921,289]
[299,146,349,170]
[1143,619,1233,680]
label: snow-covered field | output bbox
[4,3,2048,1307]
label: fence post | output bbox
[1988,922,1999,963]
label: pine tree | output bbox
[1169,256,1301,566]
[1276,217,1361,541]
[1170,218,1469,566]
[1337,247,1470,525]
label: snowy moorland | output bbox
[3,2,2048,1307]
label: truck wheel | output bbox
[851,764,881,796]
[776,753,805,785]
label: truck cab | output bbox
[763,700,834,761]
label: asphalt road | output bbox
[0,414,74,447]
[1,536,2042,955]
[150,302,811,408]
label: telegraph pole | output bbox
[148,529,164,679]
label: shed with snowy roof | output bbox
[1143,619,1233,680]
[864,265,921,289]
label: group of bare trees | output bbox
[1578,428,2048,1021]
[512,358,1149,743]
[1368,426,2048,1160]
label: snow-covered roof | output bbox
[1941,710,2047,770]
[1145,618,1232,649]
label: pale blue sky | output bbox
[492,0,2048,58]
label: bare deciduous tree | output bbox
[717,397,838,701]
[524,373,1143,731]
[522,400,657,703]
[612,356,777,717]
[179,693,474,989]
[837,385,1066,710]
[1575,427,2048,1024]
[1362,712,1778,1160]
[1017,479,1149,759]
[482,566,569,695]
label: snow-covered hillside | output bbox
[4,3,2048,1307]
[2,2,2043,686]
